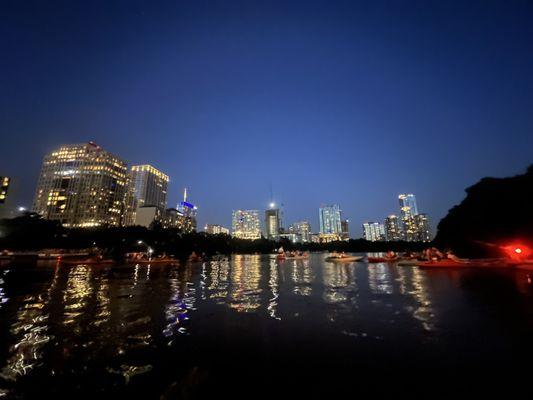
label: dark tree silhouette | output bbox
[435,165,533,256]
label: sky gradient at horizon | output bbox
[1,0,532,236]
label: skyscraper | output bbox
[414,213,431,242]
[319,204,342,235]
[384,215,402,241]
[123,164,169,226]
[289,221,311,243]
[363,222,385,242]
[398,194,419,241]
[177,188,198,232]
[341,219,350,240]
[32,143,127,227]
[232,210,261,240]
[265,205,281,240]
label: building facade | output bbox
[341,219,350,240]
[123,164,169,226]
[32,143,127,227]
[319,204,342,235]
[414,213,431,242]
[363,222,385,242]
[384,215,402,241]
[176,188,198,232]
[232,210,261,240]
[398,194,419,241]
[205,224,230,235]
[288,221,311,243]
[265,207,281,240]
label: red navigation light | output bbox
[501,243,531,260]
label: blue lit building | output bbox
[319,204,342,235]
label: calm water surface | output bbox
[1,253,533,398]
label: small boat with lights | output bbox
[325,254,363,263]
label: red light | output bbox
[515,248,522,254]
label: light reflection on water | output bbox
[0,254,533,398]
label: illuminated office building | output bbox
[363,222,385,242]
[205,224,230,235]
[0,176,9,204]
[232,210,261,240]
[384,215,402,241]
[176,188,198,232]
[265,206,281,240]
[398,194,419,241]
[289,221,311,243]
[319,204,342,235]
[414,213,432,242]
[123,164,169,226]
[32,143,127,227]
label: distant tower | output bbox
[384,215,402,241]
[177,187,197,232]
[319,204,342,234]
[265,203,281,240]
[362,222,385,242]
[398,194,419,241]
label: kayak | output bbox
[325,256,364,262]
[367,257,398,263]
[417,260,512,269]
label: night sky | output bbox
[1,0,532,236]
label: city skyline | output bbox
[2,1,533,236]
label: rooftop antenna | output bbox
[183,187,188,202]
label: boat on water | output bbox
[276,252,310,261]
[325,255,363,262]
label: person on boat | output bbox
[444,250,463,263]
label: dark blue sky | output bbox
[1,0,532,236]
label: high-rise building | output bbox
[123,165,169,226]
[341,219,350,240]
[398,194,419,241]
[177,188,197,232]
[363,222,385,242]
[319,204,342,235]
[0,176,9,204]
[205,224,230,235]
[162,208,195,232]
[384,215,402,241]
[289,221,311,243]
[265,206,281,240]
[232,210,261,240]
[414,213,431,242]
[32,143,127,227]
